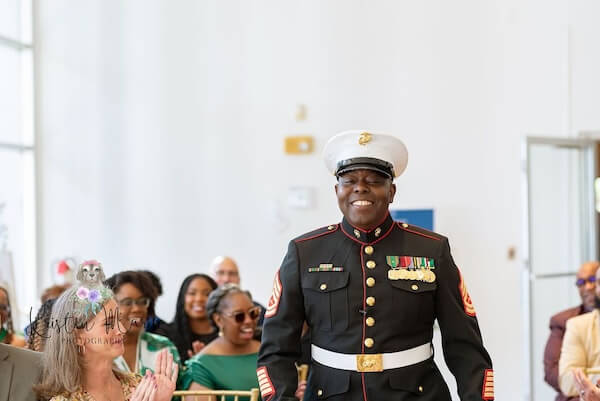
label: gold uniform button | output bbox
[327,225,335,230]
[366,260,376,269]
[366,296,376,306]
[411,284,419,291]
[320,283,327,291]
[317,389,323,396]
[366,317,375,326]
[366,277,375,287]
[364,338,374,348]
[418,386,423,392]
[365,246,374,255]
[402,223,409,228]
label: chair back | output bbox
[173,388,260,401]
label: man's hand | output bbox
[295,380,307,400]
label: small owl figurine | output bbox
[76,260,106,288]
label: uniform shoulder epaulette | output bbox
[396,222,445,241]
[294,223,339,243]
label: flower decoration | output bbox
[88,289,100,303]
[70,259,112,318]
[76,287,89,300]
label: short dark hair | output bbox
[27,298,56,351]
[140,270,163,297]
[104,271,159,304]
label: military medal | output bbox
[388,269,401,280]
[308,263,344,272]
[387,255,437,282]
[386,256,400,268]
[416,270,425,281]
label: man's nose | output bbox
[353,182,369,192]
[585,281,596,290]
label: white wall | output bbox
[34,1,600,400]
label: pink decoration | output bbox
[57,260,70,274]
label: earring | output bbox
[77,344,86,354]
[218,326,224,337]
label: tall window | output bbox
[0,0,36,331]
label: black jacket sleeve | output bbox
[435,237,494,401]
[257,241,305,401]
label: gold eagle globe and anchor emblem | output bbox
[358,132,372,145]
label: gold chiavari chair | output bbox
[173,388,260,401]
[297,364,309,382]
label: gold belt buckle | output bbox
[356,354,383,372]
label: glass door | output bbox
[524,136,598,401]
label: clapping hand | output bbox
[574,368,600,401]
[187,340,205,358]
[153,349,179,401]
[131,371,157,401]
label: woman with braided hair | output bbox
[180,284,307,400]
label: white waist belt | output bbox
[311,343,433,373]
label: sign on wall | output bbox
[390,209,434,231]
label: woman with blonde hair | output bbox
[35,260,178,401]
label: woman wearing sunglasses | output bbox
[105,271,181,376]
[181,284,306,400]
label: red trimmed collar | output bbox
[340,212,394,245]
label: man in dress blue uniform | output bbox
[257,130,494,401]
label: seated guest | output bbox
[572,368,600,401]
[156,274,218,362]
[105,270,181,375]
[181,284,308,400]
[140,270,168,333]
[210,256,266,326]
[0,285,25,347]
[27,298,56,352]
[25,284,69,345]
[35,260,177,401]
[559,266,600,397]
[0,342,42,401]
[544,261,600,401]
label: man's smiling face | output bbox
[335,169,396,230]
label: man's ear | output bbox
[389,183,396,203]
[334,182,339,195]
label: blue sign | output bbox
[390,209,434,231]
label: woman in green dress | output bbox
[181,285,305,400]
